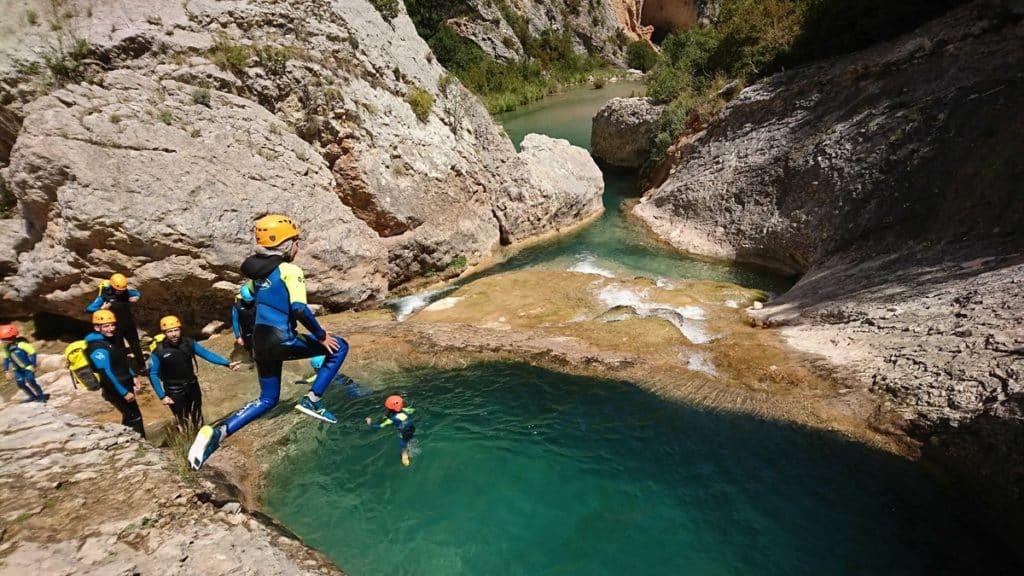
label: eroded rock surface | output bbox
[3,69,387,323]
[634,2,1024,274]
[496,133,605,242]
[631,1,1024,556]
[591,97,663,167]
[0,398,343,575]
[1,0,603,319]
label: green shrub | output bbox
[254,45,289,76]
[210,35,250,74]
[191,87,211,107]
[25,9,38,25]
[158,109,173,125]
[369,0,400,21]
[406,87,434,121]
[625,41,658,72]
[447,255,467,270]
[43,37,91,86]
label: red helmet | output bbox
[385,395,404,411]
[0,324,18,339]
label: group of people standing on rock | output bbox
[3,215,416,467]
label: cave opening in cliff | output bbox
[640,0,697,45]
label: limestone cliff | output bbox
[447,1,713,65]
[0,0,603,323]
[632,0,1024,553]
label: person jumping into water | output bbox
[188,214,349,470]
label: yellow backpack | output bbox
[65,340,101,391]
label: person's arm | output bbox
[89,348,129,396]
[148,353,166,399]
[231,305,242,338]
[85,294,105,313]
[369,417,393,430]
[280,263,326,341]
[193,341,230,367]
[127,288,141,301]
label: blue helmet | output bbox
[239,284,254,302]
[310,355,325,370]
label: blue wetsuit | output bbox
[3,338,45,401]
[150,336,231,429]
[86,284,145,372]
[84,332,144,437]
[221,254,348,435]
[371,408,416,450]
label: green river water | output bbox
[264,83,1006,575]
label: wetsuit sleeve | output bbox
[193,341,230,367]
[231,305,241,338]
[85,294,104,313]
[21,343,37,371]
[128,288,141,299]
[281,263,326,340]
[148,353,166,399]
[2,350,10,371]
[89,347,129,396]
[371,418,393,430]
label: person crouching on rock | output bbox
[1,324,47,403]
[149,315,241,433]
[86,273,146,373]
[85,310,145,437]
[188,214,349,470]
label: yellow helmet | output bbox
[109,273,128,291]
[92,310,117,325]
[159,315,182,331]
[254,214,300,247]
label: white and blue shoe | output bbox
[295,397,337,424]
[188,425,223,470]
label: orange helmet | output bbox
[385,395,404,411]
[160,315,182,331]
[109,273,128,291]
[0,324,18,339]
[92,310,117,325]
[254,214,300,247]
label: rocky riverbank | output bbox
[0,390,343,575]
[629,0,1024,559]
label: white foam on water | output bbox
[685,352,718,376]
[567,255,616,278]
[387,286,456,321]
[655,277,674,289]
[596,284,713,344]
[724,300,740,308]
[423,296,463,311]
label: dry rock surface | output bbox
[0,0,602,321]
[0,396,343,575]
[591,97,663,167]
